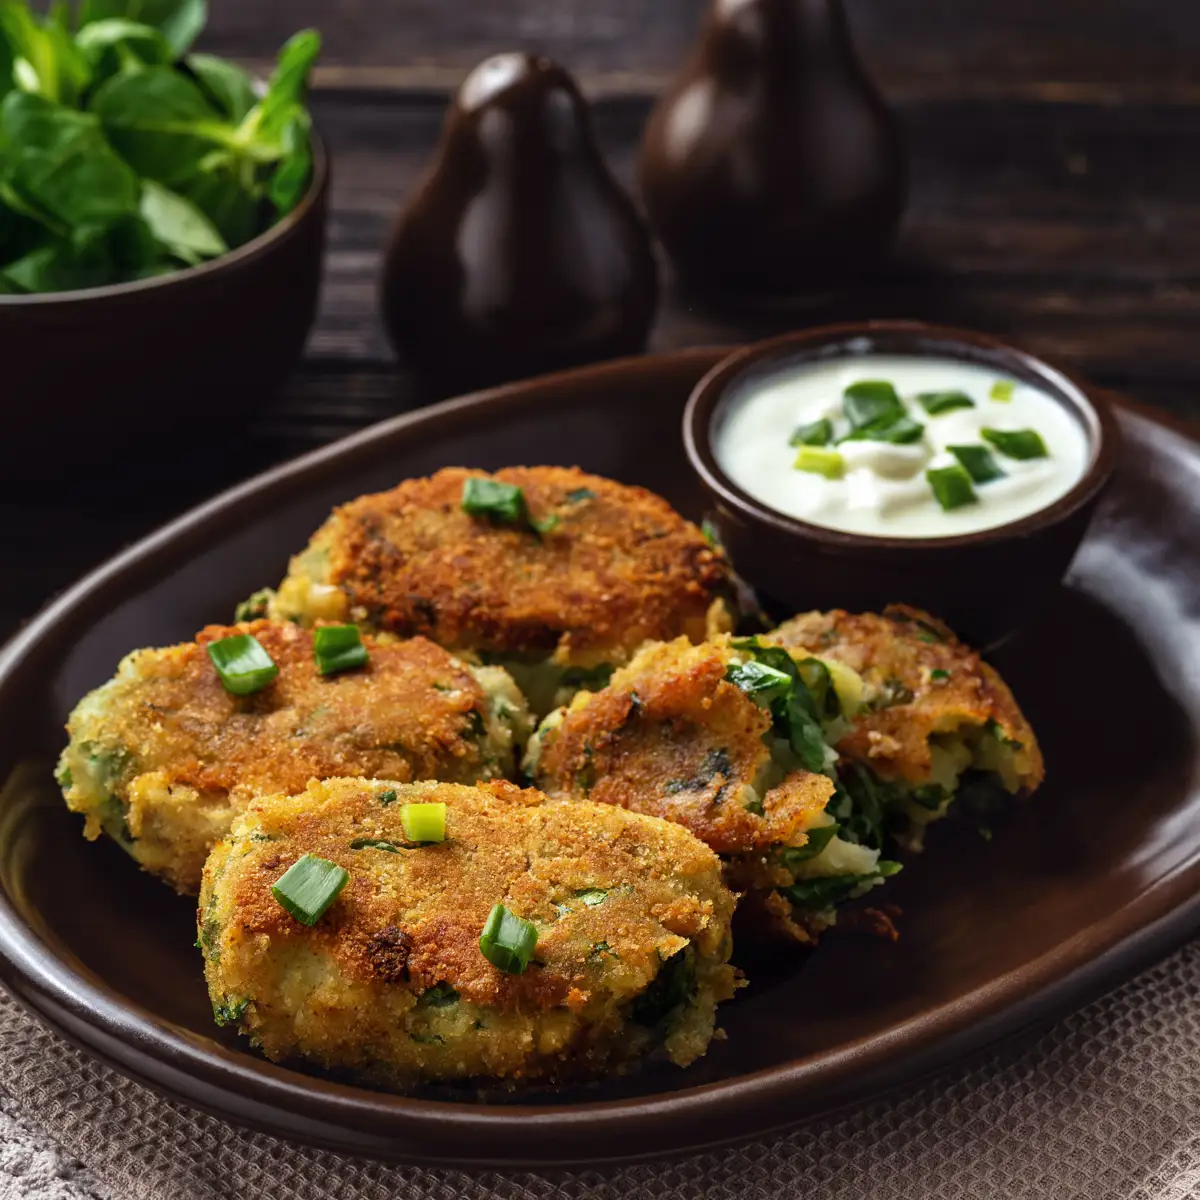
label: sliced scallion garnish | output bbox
[926,464,978,511]
[794,446,844,479]
[843,380,903,429]
[479,902,538,974]
[461,477,557,534]
[207,633,279,696]
[271,854,349,926]
[312,623,369,676]
[981,427,1049,460]
[400,802,446,844]
[948,444,1006,484]
[917,390,975,416]
[789,418,833,447]
[840,414,925,444]
[990,380,1016,402]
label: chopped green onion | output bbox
[990,380,1016,402]
[725,660,793,706]
[981,427,1049,460]
[566,487,596,503]
[400,802,446,844]
[917,390,975,416]
[948,444,1006,484]
[840,414,925,444]
[207,634,279,696]
[462,477,525,523]
[700,518,720,548]
[271,854,349,926]
[461,477,557,534]
[378,788,398,806]
[576,888,609,906]
[926,464,978,511]
[349,838,407,853]
[479,902,538,974]
[789,418,833,447]
[930,668,950,682]
[794,446,844,479]
[843,380,903,429]
[312,624,369,676]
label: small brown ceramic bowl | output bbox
[0,135,329,482]
[684,321,1120,646]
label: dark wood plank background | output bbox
[4,0,1199,642]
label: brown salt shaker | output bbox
[639,0,907,301]
[381,53,659,396]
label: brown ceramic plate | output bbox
[0,349,1197,1166]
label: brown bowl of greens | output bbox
[0,1,327,478]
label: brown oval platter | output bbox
[0,347,1197,1166]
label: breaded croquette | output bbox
[526,636,896,944]
[261,467,735,713]
[199,778,738,1087]
[768,605,1044,848]
[57,622,530,893]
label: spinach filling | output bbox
[631,946,696,1030]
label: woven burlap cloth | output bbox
[0,941,1198,1200]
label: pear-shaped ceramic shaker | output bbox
[639,0,906,300]
[381,53,659,395]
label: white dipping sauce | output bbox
[716,354,1091,538]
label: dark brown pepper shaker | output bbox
[381,53,659,396]
[639,0,907,301]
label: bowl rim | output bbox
[683,320,1122,554]
[0,129,329,307]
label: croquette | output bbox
[768,605,1044,848]
[261,467,735,713]
[199,777,738,1087]
[57,622,530,894]
[526,636,896,945]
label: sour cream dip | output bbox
[715,355,1091,538]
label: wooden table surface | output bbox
[4,0,1199,644]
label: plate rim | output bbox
[0,347,1198,1165]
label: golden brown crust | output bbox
[199,778,739,1084]
[282,466,732,665]
[532,638,835,855]
[61,623,527,892]
[770,604,1045,788]
[93,622,504,797]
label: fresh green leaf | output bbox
[75,19,173,86]
[240,28,319,146]
[266,104,312,215]
[175,151,261,246]
[78,0,208,57]
[1,92,139,226]
[139,178,226,263]
[782,873,865,910]
[725,659,792,706]
[186,52,256,121]
[90,65,234,184]
[0,4,90,106]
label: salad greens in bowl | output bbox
[0,1,329,480]
[0,0,320,292]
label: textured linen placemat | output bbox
[0,941,1199,1200]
